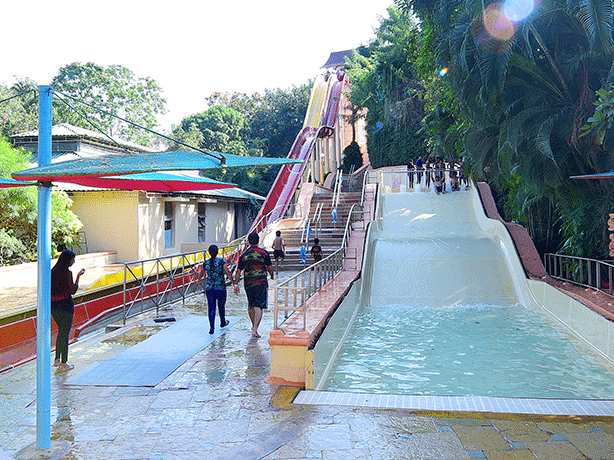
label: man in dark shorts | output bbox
[271,230,285,274]
[234,232,274,338]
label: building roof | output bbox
[321,50,353,69]
[11,123,157,154]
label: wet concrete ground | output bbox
[1,279,614,460]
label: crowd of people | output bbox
[406,156,467,194]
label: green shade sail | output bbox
[12,150,303,182]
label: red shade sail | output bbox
[54,172,235,192]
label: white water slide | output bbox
[313,183,614,400]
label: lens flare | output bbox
[503,0,536,22]
[483,3,517,41]
[375,121,384,130]
[438,67,449,77]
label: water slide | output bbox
[249,73,346,234]
[313,183,614,396]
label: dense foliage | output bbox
[171,84,312,196]
[1,63,168,148]
[51,62,167,146]
[344,7,428,168]
[0,136,83,265]
[382,0,614,258]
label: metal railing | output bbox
[544,253,614,297]
[378,165,467,192]
[273,247,346,330]
[272,202,365,332]
[121,243,239,324]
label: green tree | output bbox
[172,84,311,196]
[0,136,83,265]
[0,77,39,138]
[175,105,246,153]
[341,141,363,173]
[345,6,428,168]
[51,62,167,146]
[402,0,614,257]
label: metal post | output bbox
[36,85,53,450]
[123,264,127,325]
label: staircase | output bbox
[276,191,363,271]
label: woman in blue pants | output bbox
[201,245,235,334]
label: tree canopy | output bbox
[344,7,428,168]
[171,84,311,196]
[0,136,82,265]
[51,62,167,146]
[376,0,614,258]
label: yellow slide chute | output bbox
[303,78,328,129]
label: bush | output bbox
[341,141,363,174]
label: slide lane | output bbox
[250,72,346,233]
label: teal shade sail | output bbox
[571,172,614,179]
[12,150,303,181]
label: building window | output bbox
[198,203,206,243]
[164,202,174,249]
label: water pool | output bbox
[325,302,614,399]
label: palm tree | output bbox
[403,0,614,256]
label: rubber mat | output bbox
[67,315,239,387]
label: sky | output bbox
[1,0,393,131]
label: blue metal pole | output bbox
[36,85,53,450]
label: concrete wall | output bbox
[71,191,140,262]
[71,191,243,262]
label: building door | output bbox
[164,202,174,249]
[198,202,207,243]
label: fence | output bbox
[121,243,239,324]
[272,200,366,332]
[544,253,614,297]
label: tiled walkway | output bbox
[2,284,614,460]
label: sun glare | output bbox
[503,0,537,22]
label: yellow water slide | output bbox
[303,77,328,129]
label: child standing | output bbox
[310,238,323,263]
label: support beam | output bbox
[36,85,53,449]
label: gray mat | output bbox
[67,315,239,387]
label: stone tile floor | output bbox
[1,280,614,460]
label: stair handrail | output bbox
[332,169,343,209]
[301,216,312,245]
[360,168,370,207]
[313,202,323,236]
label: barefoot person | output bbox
[51,250,85,372]
[271,230,285,274]
[234,232,274,338]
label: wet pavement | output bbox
[1,277,614,459]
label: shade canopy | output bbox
[12,150,303,182]
[0,178,36,188]
[571,172,614,179]
[54,172,235,192]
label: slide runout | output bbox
[366,190,520,309]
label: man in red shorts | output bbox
[234,232,274,338]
